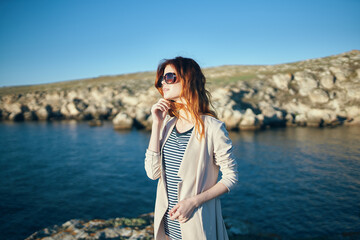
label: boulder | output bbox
[272,73,292,90]
[319,73,335,89]
[345,106,360,119]
[222,109,242,129]
[36,106,49,121]
[294,71,318,96]
[239,108,260,130]
[306,109,336,127]
[113,112,133,130]
[309,89,329,104]
[329,66,350,82]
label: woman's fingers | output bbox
[156,104,167,113]
[160,101,171,110]
[169,204,179,215]
[160,99,171,109]
[170,210,181,220]
[151,99,172,123]
[157,101,170,112]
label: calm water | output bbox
[1,121,360,240]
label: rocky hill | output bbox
[1,50,359,130]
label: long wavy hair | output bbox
[155,56,218,141]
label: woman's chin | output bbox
[163,95,174,100]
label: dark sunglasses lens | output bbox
[165,73,176,83]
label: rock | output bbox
[341,82,360,101]
[73,98,88,112]
[121,95,139,106]
[89,119,103,127]
[282,102,311,115]
[355,68,360,78]
[329,66,350,82]
[272,73,292,90]
[222,109,242,129]
[135,108,149,126]
[309,89,329,103]
[66,90,78,102]
[83,104,99,119]
[45,92,61,105]
[294,71,318,96]
[36,106,50,121]
[319,72,335,89]
[285,113,296,127]
[113,112,133,130]
[306,108,336,127]
[3,102,21,113]
[259,101,285,127]
[295,114,307,126]
[66,102,80,116]
[345,106,360,119]
[211,88,232,106]
[239,108,261,130]
[25,213,154,240]
[117,227,133,237]
[0,50,359,132]
[344,115,360,126]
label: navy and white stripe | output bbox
[163,125,194,240]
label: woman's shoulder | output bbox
[202,115,227,135]
[202,114,224,127]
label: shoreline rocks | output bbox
[25,212,360,240]
[1,50,359,131]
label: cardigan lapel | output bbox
[177,122,200,179]
[160,116,177,181]
[160,115,204,200]
[177,115,204,202]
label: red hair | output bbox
[155,56,218,141]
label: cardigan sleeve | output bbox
[144,114,170,180]
[213,121,239,192]
[144,148,161,180]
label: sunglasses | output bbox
[157,72,178,87]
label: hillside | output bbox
[1,50,359,130]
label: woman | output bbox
[144,56,238,240]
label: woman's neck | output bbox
[177,109,195,125]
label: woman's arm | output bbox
[193,181,228,207]
[147,120,162,153]
[144,121,163,180]
[212,121,239,192]
[169,182,228,223]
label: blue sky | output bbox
[0,0,359,87]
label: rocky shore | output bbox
[23,212,281,240]
[1,50,359,130]
[25,212,360,240]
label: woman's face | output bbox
[162,64,182,103]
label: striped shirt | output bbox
[163,125,194,240]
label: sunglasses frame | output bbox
[158,72,178,87]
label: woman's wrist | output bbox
[152,120,162,127]
[192,195,202,208]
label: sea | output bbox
[1,120,359,240]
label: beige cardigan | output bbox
[145,114,238,240]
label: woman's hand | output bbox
[169,197,198,223]
[151,98,171,124]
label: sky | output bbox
[0,0,359,87]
